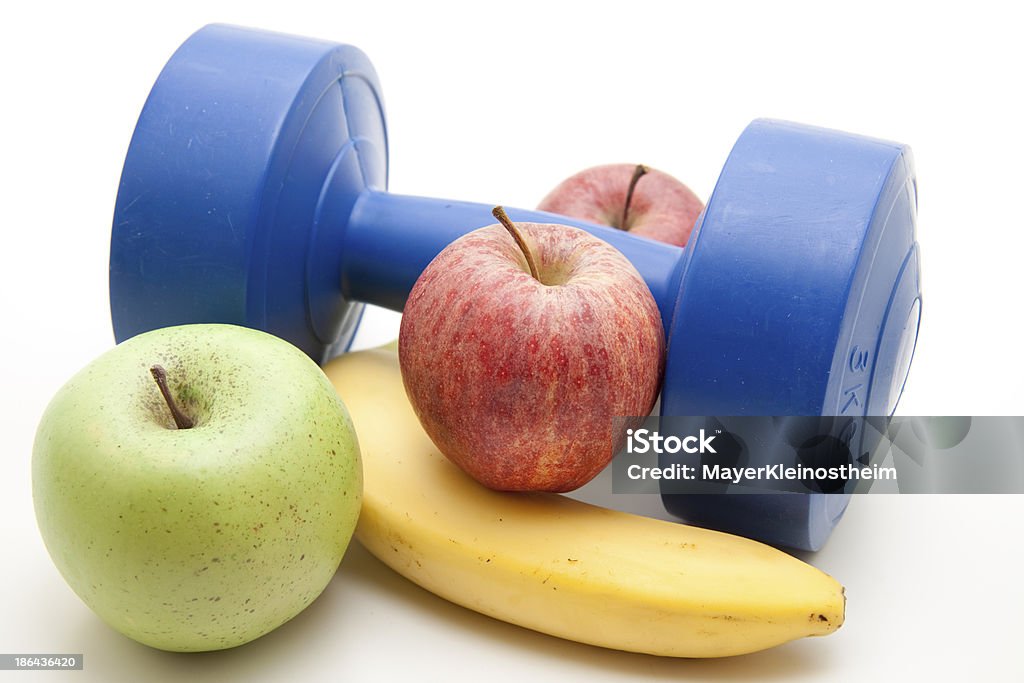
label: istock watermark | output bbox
[625,428,718,454]
[611,415,1024,494]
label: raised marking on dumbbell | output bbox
[850,347,870,373]
[842,385,864,414]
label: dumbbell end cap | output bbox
[661,119,920,550]
[110,24,388,361]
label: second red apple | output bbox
[538,164,704,247]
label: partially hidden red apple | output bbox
[538,164,704,247]
[399,207,665,492]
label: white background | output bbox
[2,1,1023,681]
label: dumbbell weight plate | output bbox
[661,119,920,550]
[110,24,388,359]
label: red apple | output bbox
[399,208,665,492]
[538,164,704,247]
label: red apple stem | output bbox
[492,206,540,281]
[621,164,649,230]
[150,365,194,429]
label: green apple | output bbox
[32,324,362,651]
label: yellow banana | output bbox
[323,348,844,657]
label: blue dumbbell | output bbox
[109,24,921,551]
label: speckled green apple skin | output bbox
[32,324,362,652]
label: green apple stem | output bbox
[621,164,649,230]
[150,365,194,429]
[492,206,540,281]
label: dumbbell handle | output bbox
[341,191,684,326]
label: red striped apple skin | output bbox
[399,221,665,492]
[538,164,704,247]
